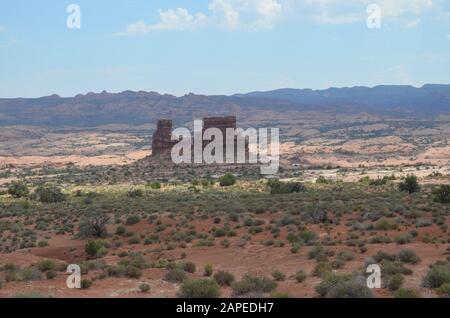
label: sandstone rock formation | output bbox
[151,116,249,162]
[151,119,177,156]
[202,116,237,136]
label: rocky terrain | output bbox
[0,86,449,298]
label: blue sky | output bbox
[0,0,450,98]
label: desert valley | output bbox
[0,86,449,298]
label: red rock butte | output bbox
[151,119,178,155]
[151,116,249,161]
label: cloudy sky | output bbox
[0,0,450,97]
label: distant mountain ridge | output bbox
[0,85,449,126]
[234,84,450,113]
[0,90,294,126]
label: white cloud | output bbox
[255,0,283,28]
[116,0,285,35]
[377,0,434,18]
[303,0,437,25]
[209,0,284,30]
[0,25,6,33]
[115,8,207,36]
[114,0,441,34]
[448,34,450,40]
[314,11,363,24]
[208,0,241,29]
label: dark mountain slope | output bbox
[1,85,449,127]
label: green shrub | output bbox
[85,240,107,258]
[268,179,306,194]
[316,176,331,184]
[125,215,141,225]
[21,267,42,281]
[78,213,110,238]
[46,270,57,280]
[179,279,220,298]
[149,182,161,189]
[380,260,412,277]
[394,233,414,245]
[368,177,390,186]
[313,262,333,278]
[180,261,196,273]
[37,241,49,247]
[436,283,450,296]
[128,188,143,198]
[422,264,450,288]
[213,271,235,286]
[272,270,286,281]
[433,185,450,204]
[204,263,213,277]
[315,274,373,298]
[34,186,66,203]
[387,274,404,291]
[232,274,277,296]
[298,230,318,244]
[7,181,29,198]
[165,269,187,283]
[295,270,307,283]
[81,279,92,289]
[394,288,422,298]
[116,226,126,235]
[139,283,151,293]
[219,173,237,187]
[375,219,397,231]
[308,245,328,260]
[398,175,420,194]
[373,251,396,263]
[125,265,142,278]
[397,249,421,264]
[36,260,56,272]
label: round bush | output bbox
[295,270,307,283]
[165,269,187,283]
[34,186,66,203]
[232,274,277,296]
[397,249,421,264]
[219,173,237,187]
[46,270,57,280]
[422,265,450,288]
[204,263,213,277]
[180,261,196,273]
[272,270,286,282]
[179,279,220,298]
[315,274,373,298]
[125,215,141,225]
[214,271,235,286]
[7,181,29,198]
[394,288,422,298]
[81,279,92,289]
[139,283,151,293]
[387,274,404,291]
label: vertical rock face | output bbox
[202,116,247,162]
[202,116,237,136]
[151,116,249,161]
[151,119,175,155]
